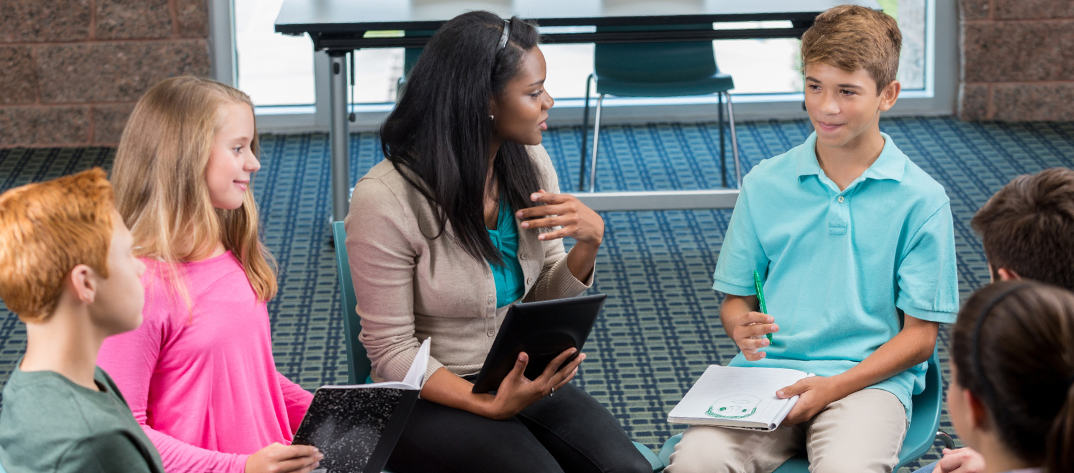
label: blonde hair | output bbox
[111,76,277,302]
[800,4,902,93]
[0,168,115,322]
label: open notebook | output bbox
[668,365,813,431]
[296,338,431,473]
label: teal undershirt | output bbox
[487,201,526,308]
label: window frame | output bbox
[210,0,955,133]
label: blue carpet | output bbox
[1,117,1073,470]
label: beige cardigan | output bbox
[344,144,594,382]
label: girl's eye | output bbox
[808,85,820,91]
[233,146,243,154]
[530,90,543,98]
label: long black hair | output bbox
[380,11,543,266]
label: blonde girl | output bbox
[99,76,322,473]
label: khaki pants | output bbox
[666,388,908,473]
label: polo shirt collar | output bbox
[797,132,906,183]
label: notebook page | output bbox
[668,365,811,430]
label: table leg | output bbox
[329,51,351,222]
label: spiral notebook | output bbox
[667,364,813,431]
[296,338,430,473]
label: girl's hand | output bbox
[245,443,323,473]
[516,190,604,247]
[483,347,585,420]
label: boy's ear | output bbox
[996,267,1020,281]
[878,80,901,112]
[65,264,98,305]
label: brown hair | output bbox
[971,168,1074,292]
[0,169,115,322]
[111,76,277,302]
[800,4,902,93]
[952,281,1074,473]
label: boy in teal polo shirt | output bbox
[667,6,958,473]
[0,169,164,472]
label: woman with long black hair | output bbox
[344,10,650,473]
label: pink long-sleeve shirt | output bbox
[99,251,313,472]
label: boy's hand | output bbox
[776,376,838,425]
[728,310,779,361]
[935,448,985,473]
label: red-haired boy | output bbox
[0,169,164,472]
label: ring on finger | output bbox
[550,387,555,397]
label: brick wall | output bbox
[0,0,211,148]
[959,0,1074,121]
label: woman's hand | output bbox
[483,347,585,420]
[516,190,604,247]
[245,443,322,473]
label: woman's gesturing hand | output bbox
[516,190,604,247]
[483,347,585,420]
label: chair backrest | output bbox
[332,221,372,385]
[594,24,718,83]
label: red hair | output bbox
[0,168,115,322]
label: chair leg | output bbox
[725,92,742,189]
[579,73,595,191]
[588,94,605,193]
[718,92,727,188]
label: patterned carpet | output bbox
[1,117,1073,470]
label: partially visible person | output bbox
[98,76,321,473]
[0,169,163,472]
[917,167,1074,473]
[346,11,649,473]
[942,281,1074,473]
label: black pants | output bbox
[386,383,651,473]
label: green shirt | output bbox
[0,362,164,473]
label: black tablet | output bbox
[471,294,607,394]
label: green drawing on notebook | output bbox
[705,395,760,419]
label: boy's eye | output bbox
[807,84,820,91]
[840,89,856,96]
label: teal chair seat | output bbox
[332,222,663,471]
[658,352,945,471]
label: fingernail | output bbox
[777,390,784,397]
[521,222,529,228]
[766,317,773,323]
[538,235,545,240]
[762,339,769,346]
[516,211,523,218]
[531,193,539,200]
[771,324,778,332]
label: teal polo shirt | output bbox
[712,132,958,417]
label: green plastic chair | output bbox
[331,222,663,471]
[580,25,741,192]
[657,351,946,471]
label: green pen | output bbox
[753,270,772,342]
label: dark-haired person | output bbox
[343,11,650,473]
[917,168,1074,473]
[941,281,1074,473]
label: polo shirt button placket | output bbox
[487,329,495,337]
